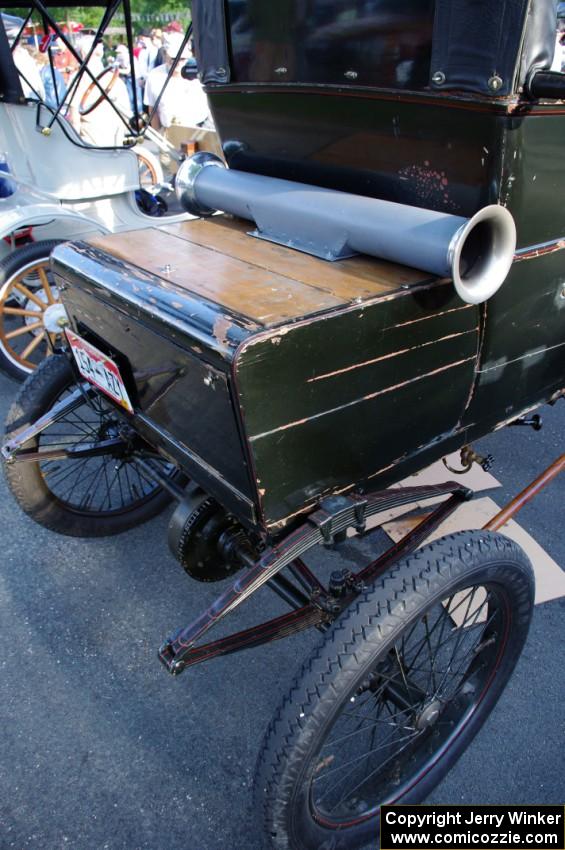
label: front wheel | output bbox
[255,531,534,850]
[4,354,183,536]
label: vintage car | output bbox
[2,1,565,848]
[0,2,200,380]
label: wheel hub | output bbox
[415,699,442,730]
[98,420,120,439]
[42,301,67,334]
[168,486,250,582]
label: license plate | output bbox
[65,329,134,414]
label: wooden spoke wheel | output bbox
[136,148,161,189]
[0,240,65,381]
[79,66,119,116]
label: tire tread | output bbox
[254,531,534,850]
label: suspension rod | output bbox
[484,452,565,531]
[267,573,311,610]
[1,383,94,461]
[134,457,187,501]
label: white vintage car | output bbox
[0,8,191,379]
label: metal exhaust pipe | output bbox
[176,153,516,305]
[448,205,517,304]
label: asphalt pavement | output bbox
[0,369,564,850]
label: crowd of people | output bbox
[5,17,212,149]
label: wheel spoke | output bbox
[432,589,483,697]
[423,614,437,693]
[5,321,43,340]
[115,463,126,509]
[317,726,421,813]
[36,380,168,514]
[100,458,114,511]
[400,587,478,673]
[338,702,415,728]
[326,732,422,815]
[44,457,92,491]
[306,570,519,826]
[74,460,107,508]
[14,283,46,310]
[38,267,56,304]
[123,463,135,504]
[323,714,416,750]
[435,609,500,700]
[314,727,419,789]
[21,330,46,360]
[2,306,41,317]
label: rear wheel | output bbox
[4,354,183,536]
[255,531,534,850]
[0,240,64,381]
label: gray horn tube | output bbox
[176,152,516,304]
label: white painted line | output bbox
[382,496,565,605]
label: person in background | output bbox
[551,17,565,72]
[155,20,182,66]
[143,32,210,130]
[69,34,131,147]
[151,28,163,59]
[115,42,141,113]
[3,19,45,99]
[144,32,209,132]
[37,46,67,110]
[135,28,158,92]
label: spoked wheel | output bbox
[4,354,184,536]
[135,147,163,191]
[255,531,534,850]
[0,240,65,381]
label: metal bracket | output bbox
[1,381,95,462]
[307,494,367,545]
[509,413,543,431]
[158,481,472,676]
[443,444,494,474]
[4,436,126,465]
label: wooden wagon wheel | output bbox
[0,241,65,380]
[135,148,160,188]
[79,66,119,116]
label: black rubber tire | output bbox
[254,531,535,850]
[4,354,178,537]
[0,239,63,381]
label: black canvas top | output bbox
[192,0,231,84]
[192,0,558,96]
[431,0,557,95]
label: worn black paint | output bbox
[51,67,565,537]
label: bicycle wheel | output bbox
[4,354,184,536]
[255,531,534,850]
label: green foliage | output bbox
[8,2,192,32]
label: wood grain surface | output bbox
[89,216,433,327]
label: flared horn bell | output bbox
[449,205,516,305]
